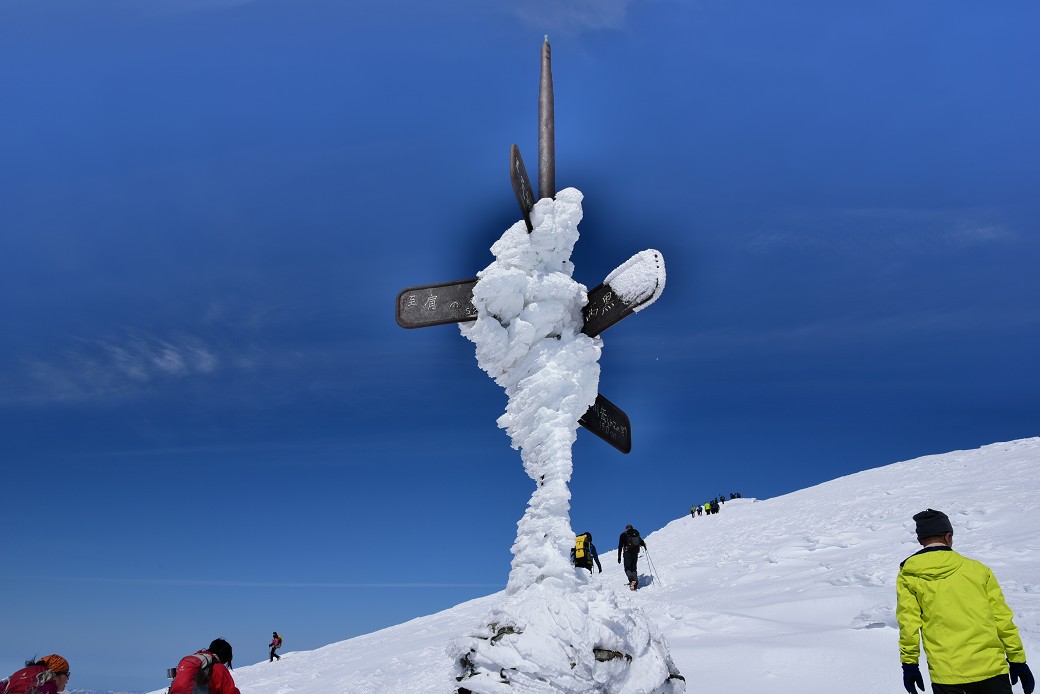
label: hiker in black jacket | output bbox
[617,524,646,590]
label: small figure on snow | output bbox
[571,532,603,573]
[269,631,282,662]
[617,524,647,590]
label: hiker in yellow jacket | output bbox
[897,508,1035,694]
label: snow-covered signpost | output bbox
[396,37,684,694]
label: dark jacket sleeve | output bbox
[591,543,602,571]
[618,533,626,555]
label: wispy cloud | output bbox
[43,575,501,589]
[119,0,259,15]
[743,207,1022,254]
[945,222,1017,247]
[0,327,426,409]
[8,330,223,406]
[510,0,634,34]
[663,304,1040,360]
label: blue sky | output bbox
[2,1,1038,691]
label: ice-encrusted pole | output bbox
[538,35,555,201]
[450,193,682,693]
[445,38,683,694]
[461,190,596,591]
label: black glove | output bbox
[902,664,924,694]
[598,566,602,573]
[1010,662,1035,694]
[617,555,621,563]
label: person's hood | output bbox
[901,547,964,581]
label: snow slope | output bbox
[149,438,1040,693]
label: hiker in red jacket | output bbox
[2,654,71,694]
[269,631,283,662]
[169,638,240,694]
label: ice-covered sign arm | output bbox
[393,37,666,455]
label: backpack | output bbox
[573,534,592,568]
[168,651,217,694]
[273,635,283,648]
[625,530,642,550]
[3,666,53,694]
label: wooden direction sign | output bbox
[510,145,535,232]
[396,279,477,329]
[582,284,636,338]
[397,273,659,337]
[579,394,631,454]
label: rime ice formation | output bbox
[460,188,599,587]
[604,248,666,312]
[451,189,683,693]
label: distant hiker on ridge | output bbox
[269,631,282,662]
[897,508,1034,694]
[2,654,71,694]
[617,524,646,591]
[570,532,602,573]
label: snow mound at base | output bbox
[450,577,683,694]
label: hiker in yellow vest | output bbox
[571,532,602,573]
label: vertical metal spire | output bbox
[538,35,555,201]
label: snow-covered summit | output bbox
[148,438,1039,694]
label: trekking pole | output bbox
[644,547,664,587]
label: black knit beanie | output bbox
[913,509,953,539]
[208,638,233,667]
